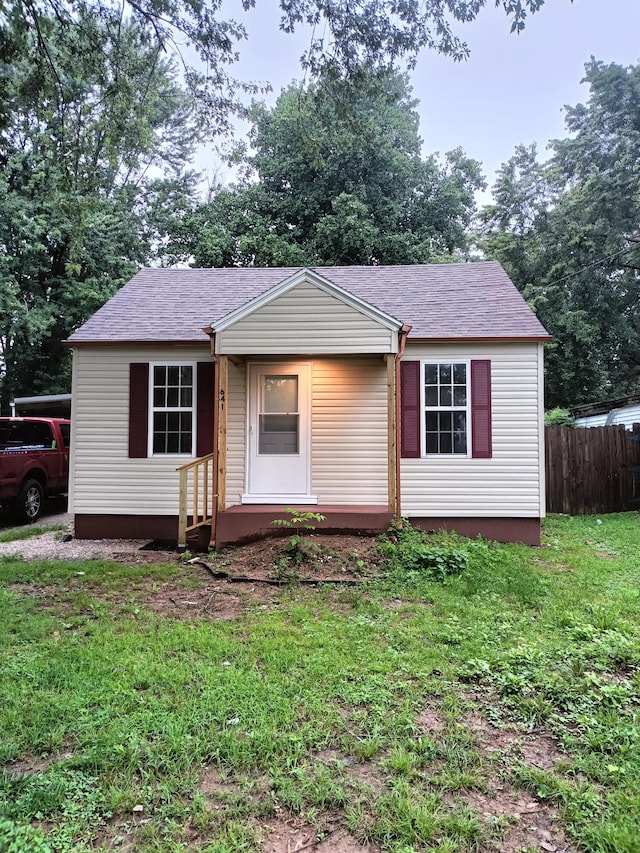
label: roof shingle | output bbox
[66,262,549,343]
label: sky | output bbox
[198,0,640,203]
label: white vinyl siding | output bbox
[225,360,247,506]
[401,342,544,518]
[575,402,640,428]
[311,357,388,504]
[69,345,210,516]
[217,281,396,355]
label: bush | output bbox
[545,407,577,427]
[379,521,469,582]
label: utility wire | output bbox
[543,243,637,288]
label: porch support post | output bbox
[217,355,228,512]
[386,353,396,513]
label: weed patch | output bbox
[378,522,469,582]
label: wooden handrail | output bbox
[176,453,215,547]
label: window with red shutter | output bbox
[129,360,215,458]
[471,359,492,459]
[400,360,420,458]
[400,358,492,459]
[128,363,149,458]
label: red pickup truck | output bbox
[0,417,71,523]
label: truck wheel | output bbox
[15,479,44,523]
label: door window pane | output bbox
[259,414,299,454]
[262,375,298,413]
[258,374,299,454]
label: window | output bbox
[150,364,194,455]
[423,362,469,455]
[0,421,54,449]
[258,374,299,455]
[59,422,71,449]
[400,359,492,460]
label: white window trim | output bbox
[421,359,471,459]
[148,361,196,458]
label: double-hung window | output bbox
[423,362,470,455]
[150,364,195,455]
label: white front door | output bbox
[243,362,315,503]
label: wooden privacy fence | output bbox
[545,424,640,515]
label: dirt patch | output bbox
[9,575,281,622]
[204,535,385,583]
[261,817,379,853]
[315,749,386,792]
[412,692,576,852]
[199,765,242,797]
[465,711,568,772]
[6,535,385,623]
[141,579,278,620]
[3,749,74,776]
[446,784,574,852]
[416,706,447,735]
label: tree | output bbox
[2,0,555,134]
[0,9,200,411]
[481,60,640,408]
[170,70,484,267]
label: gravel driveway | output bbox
[0,498,158,562]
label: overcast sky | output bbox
[201,0,640,202]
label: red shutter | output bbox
[471,359,492,459]
[400,360,421,458]
[129,363,149,458]
[196,361,215,457]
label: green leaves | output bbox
[481,60,640,408]
[176,69,484,268]
[0,9,199,409]
[379,522,470,583]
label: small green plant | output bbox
[0,818,52,852]
[270,508,326,565]
[272,555,300,583]
[544,407,577,427]
[379,521,469,582]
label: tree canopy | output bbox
[168,70,484,267]
[481,59,640,408]
[0,9,199,410]
[2,0,553,134]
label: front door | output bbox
[244,362,315,503]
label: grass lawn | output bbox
[1,514,639,852]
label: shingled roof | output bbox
[66,262,549,344]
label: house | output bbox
[572,394,640,429]
[65,262,550,548]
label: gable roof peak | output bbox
[212,266,402,333]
